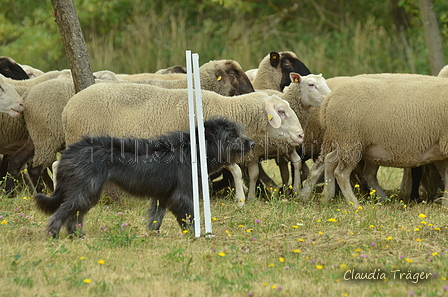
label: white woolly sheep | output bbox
[0,74,28,192]
[62,83,304,205]
[8,59,255,196]
[299,73,429,203]
[251,51,311,91]
[242,73,330,199]
[0,74,25,117]
[310,74,448,207]
[243,51,312,193]
[94,71,186,81]
[438,65,448,78]
[5,70,66,96]
[22,78,77,170]
[245,68,258,82]
[19,64,45,78]
[132,59,255,96]
[25,59,256,175]
[155,65,187,74]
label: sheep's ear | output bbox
[215,69,228,84]
[265,103,282,129]
[290,73,301,83]
[269,52,280,68]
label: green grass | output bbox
[1,163,447,297]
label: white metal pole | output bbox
[186,50,201,237]
[192,53,212,235]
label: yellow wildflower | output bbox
[218,252,226,257]
[98,260,105,265]
[316,265,323,270]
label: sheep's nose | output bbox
[298,133,304,141]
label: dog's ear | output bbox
[204,121,218,139]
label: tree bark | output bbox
[51,0,95,93]
[419,0,445,75]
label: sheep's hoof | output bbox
[236,198,245,207]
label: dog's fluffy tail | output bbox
[35,190,65,215]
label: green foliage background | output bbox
[1,0,447,77]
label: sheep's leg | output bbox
[301,161,310,182]
[433,160,446,183]
[435,160,448,206]
[0,155,9,180]
[52,160,60,188]
[299,159,325,201]
[247,162,259,202]
[5,141,35,194]
[400,168,412,203]
[420,163,443,201]
[258,163,277,188]
[277,157,290,186]
[42,167,54,193]
[322,150,339,202]
[225,163,245,206]
[334,161,359,208]
[289,150,302,194]
[363,161,388,202]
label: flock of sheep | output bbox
[0,51,448,216]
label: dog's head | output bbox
[203,117,254,166]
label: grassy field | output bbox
[1,162,447,297]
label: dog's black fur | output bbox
[35,118,254,237]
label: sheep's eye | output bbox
[228,71,235,77]
[283,60,291,67]
[278,109,285,114]
[309,83,315,87]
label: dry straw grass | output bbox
[1,162,447,297]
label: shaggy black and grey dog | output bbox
[35,118,254,237]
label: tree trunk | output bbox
[51,0,95,93]
[419,0,445,75]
